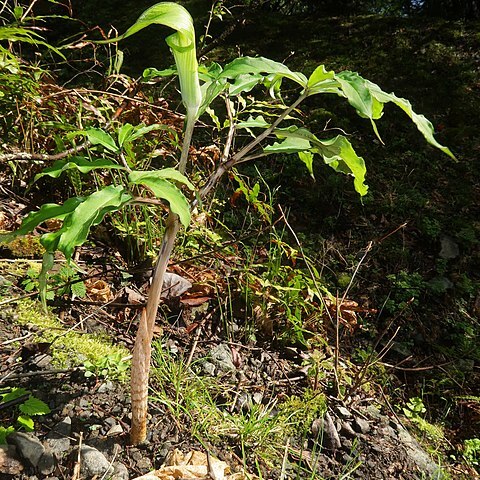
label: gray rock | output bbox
[98,381,115,393]
[112,462,130,480]
[201,360,216,375]
[33,354,52,368]
[209,344,235,372]
[340,421,356,438]
[397,427,445,478]
[78,445,114,478]
[353,417,370,434]
[38,448,55,475]
[253,392,263,404]
[336,406,352,418]
[439,235,459,259]
[0,444,24,476]
[46,417,71,455]
[312,412,341,450]
[365,405,383,420]
[9,432,45,467]
[377,425,397,439]
[235,392,252,412]
[106,424,124,436]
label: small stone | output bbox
[336,406,352,419]
[112,462,129,480]
[106,424,124,436]
[161,272,192,298]
[201,361,216,376]
[0,444,24,475]
[34,354,53,368]
[46,417,71,455]
[9,432,45,467]
[209,344,235,372]
[77,445,114,477]
[312,412,341,450]
[98,381,114,393]
[340,421,356,438]
[342,439,353,450]
[253,392,263,404]
[353,417,370,434]
[365,405,383,420]
[104,417,116,427]
[38,448,56,475]
[235,392,252,412]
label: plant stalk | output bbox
[130,113,195,445]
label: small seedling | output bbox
[0,387,50,443]
[84,352,130,381]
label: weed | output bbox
[0,387,50,444]
[21,263,86,300]
[83,352,130,381]
[463,438,480,468]
[403,397,445,444]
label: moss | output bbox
[277,389,327,438]
[15,299,130,377]
[2,235,45,258]
[0,260,41,279]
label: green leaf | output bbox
[17,415,34,431]
[237,115,271,130]
[315,135,368,196]
[71,281,87,298]
[128,123,176,143]
[264,136,312,154]
[270,126,368,196]
[228,73,264,96]
[0,26,66,59]
[34,157,125,182]
[13,6,23,20]
[298,151,315,178]
[117,124,135,148]
[19,396,51,416]
[307,65,336,88]
[41,185,132,258]
[199,78,229,116]
[85,128,119,153]
[129,171,191,227]
[0,197,84,243]
[364,79,456,159]
[143,66,177,81]
[220,56,308,89]
[306,65,342,96]
[1,388,30,403]
[130,168,194,190]
[0,426,14,445]
[335,70,384,141]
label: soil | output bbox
[0,294,465,480]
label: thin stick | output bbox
[334,290,341,398]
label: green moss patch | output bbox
[15,299,130,375]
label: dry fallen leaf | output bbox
[85,279,113,302]
[131,449,258,480]
[161,272,192,299]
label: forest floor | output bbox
[0,6,479,480]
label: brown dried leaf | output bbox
[86,279,113,302]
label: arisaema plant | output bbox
[0,2,455,445]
